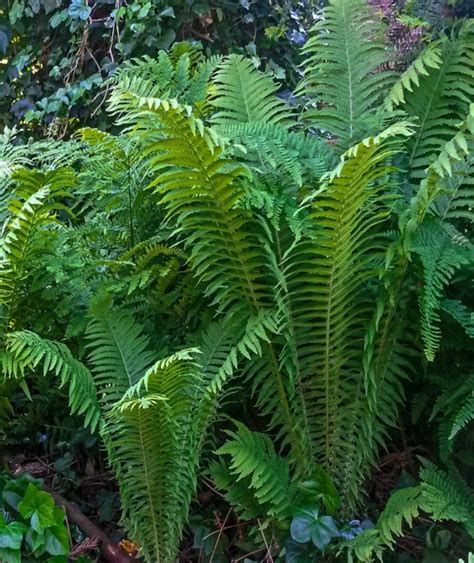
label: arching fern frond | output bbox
[4,330,101,431]
[385,41,442,110]
[110,95,273,317]
[376,486,424,546]
[401,22,474,180]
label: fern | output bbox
[385,40,443,110]
[298,0,395,149]
[420,460,474,536]
[0,168,75,332]
[86,304,209,561]
[413,220,470,361]
[107,349,205,562]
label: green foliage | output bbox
[0,474,70,562]
[1,2,473,561]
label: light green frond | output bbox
[111,95,272,317]
[376,486,423,545]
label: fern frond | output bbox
[274,128,408,504]
[5,331,101,431]
[214,422,294,520]
[210,55,293,126]
[298,0,395,149]
[110,95,272,317]
[107,348,205,562]
[0,168,75,331]
[385,41,442,110]
[420,460,474,536]
[402,23,474,180]
[376,486,423,545]
[213,121,336,185]
[413,220,470,361]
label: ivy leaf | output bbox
[18,482,57,533]
[50,9,69,28]
[0,519,27,550]
[2,475,32,511]
[44,525,69,555]
[68,0,91,21]
[290,507,339,550]
[9,0,25,25]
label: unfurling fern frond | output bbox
[4,331,101,431]
[213,422,294,521]
[298,0,394,149]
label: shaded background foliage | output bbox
[0,0,320,134]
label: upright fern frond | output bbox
[210,55,293,126]
[108,349,205,562]
[276,127,411,505]
[86,305,208,562]
[298,0,395,149]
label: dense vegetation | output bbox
[0,0,473,561]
